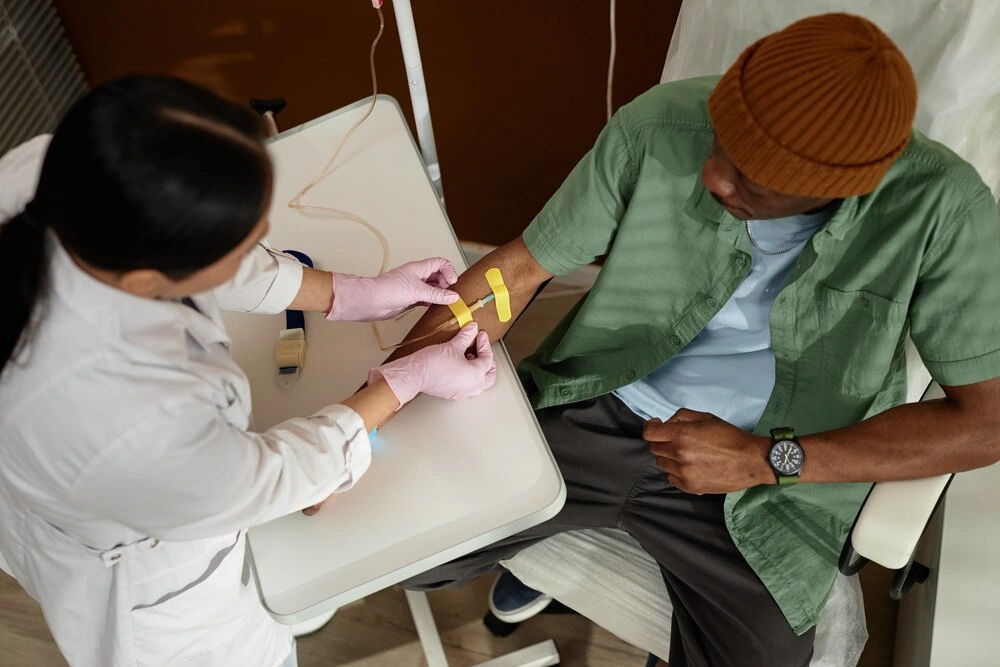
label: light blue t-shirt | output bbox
[614,206,834,430]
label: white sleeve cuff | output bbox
[308,403,372,492]
[254,248,305,315]
[215,241,305,315]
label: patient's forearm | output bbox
[800,385,1000,483]
[386,237,554,362]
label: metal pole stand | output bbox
[391,0,443,200]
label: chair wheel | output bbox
[483,610,521,637]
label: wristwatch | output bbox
[768,426,804,486]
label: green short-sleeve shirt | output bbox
[519,76,1000,634]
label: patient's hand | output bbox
[644,408,774,494]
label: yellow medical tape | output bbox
[485,267,511,322]
[448,298,474,327]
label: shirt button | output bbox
[626,369,636,380]
[670,335,682,346]
[560,387,570,397]
[736,257,747,267]
[860,296,871,308]
[706,297,718,308]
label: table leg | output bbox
[404,589,560,667]
[405,589,450,667]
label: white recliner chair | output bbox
[497,1,1000,665]
[502,380,938,666]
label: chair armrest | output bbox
[850,474,952,570]
[840,382,952,575]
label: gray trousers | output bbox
[404,394,815,667]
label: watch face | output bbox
[769,440,804,475]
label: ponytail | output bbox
[0,74,271,377]
[0,208,50,372]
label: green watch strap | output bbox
[770,426,795,440]
[769,427,800,486]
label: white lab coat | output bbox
[0,137,372,666]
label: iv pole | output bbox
[391,0,444,200]
[387,4,560,664]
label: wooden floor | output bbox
[0,289,901,666]
[0,564,901,667]
[0,567,898,666]
[298,577,648,666]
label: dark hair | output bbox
[0,75,271,372]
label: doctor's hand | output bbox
[368,323,497,406]
[304,328,495,517]
[644,408,774,495]
[326,257,460,323]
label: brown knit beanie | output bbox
[708,13,917,198]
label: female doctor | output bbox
[0,76,496,666]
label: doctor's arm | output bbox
[67,393,399,541]
[287,266,335,312]
[216,242,462,320]
[65,331,495,536]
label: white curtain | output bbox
[659,0,1000,200]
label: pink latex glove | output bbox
[326,257,460,323]
[368,324,497,407]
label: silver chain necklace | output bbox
[745,220,796,256]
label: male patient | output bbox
[391,13,1000,667]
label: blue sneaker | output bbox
[488,570,553,623]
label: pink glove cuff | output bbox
[326,262,459,323]
[326,272,363,322]
[367,362,420,409]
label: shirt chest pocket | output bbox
[215,376,250,430]
[817,285,908,398]
[186,334,251,429]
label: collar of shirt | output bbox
[48,237,231,353]
[684,178,862,245]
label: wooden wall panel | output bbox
[53,1,682,246]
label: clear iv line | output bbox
[287,7,456,352]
